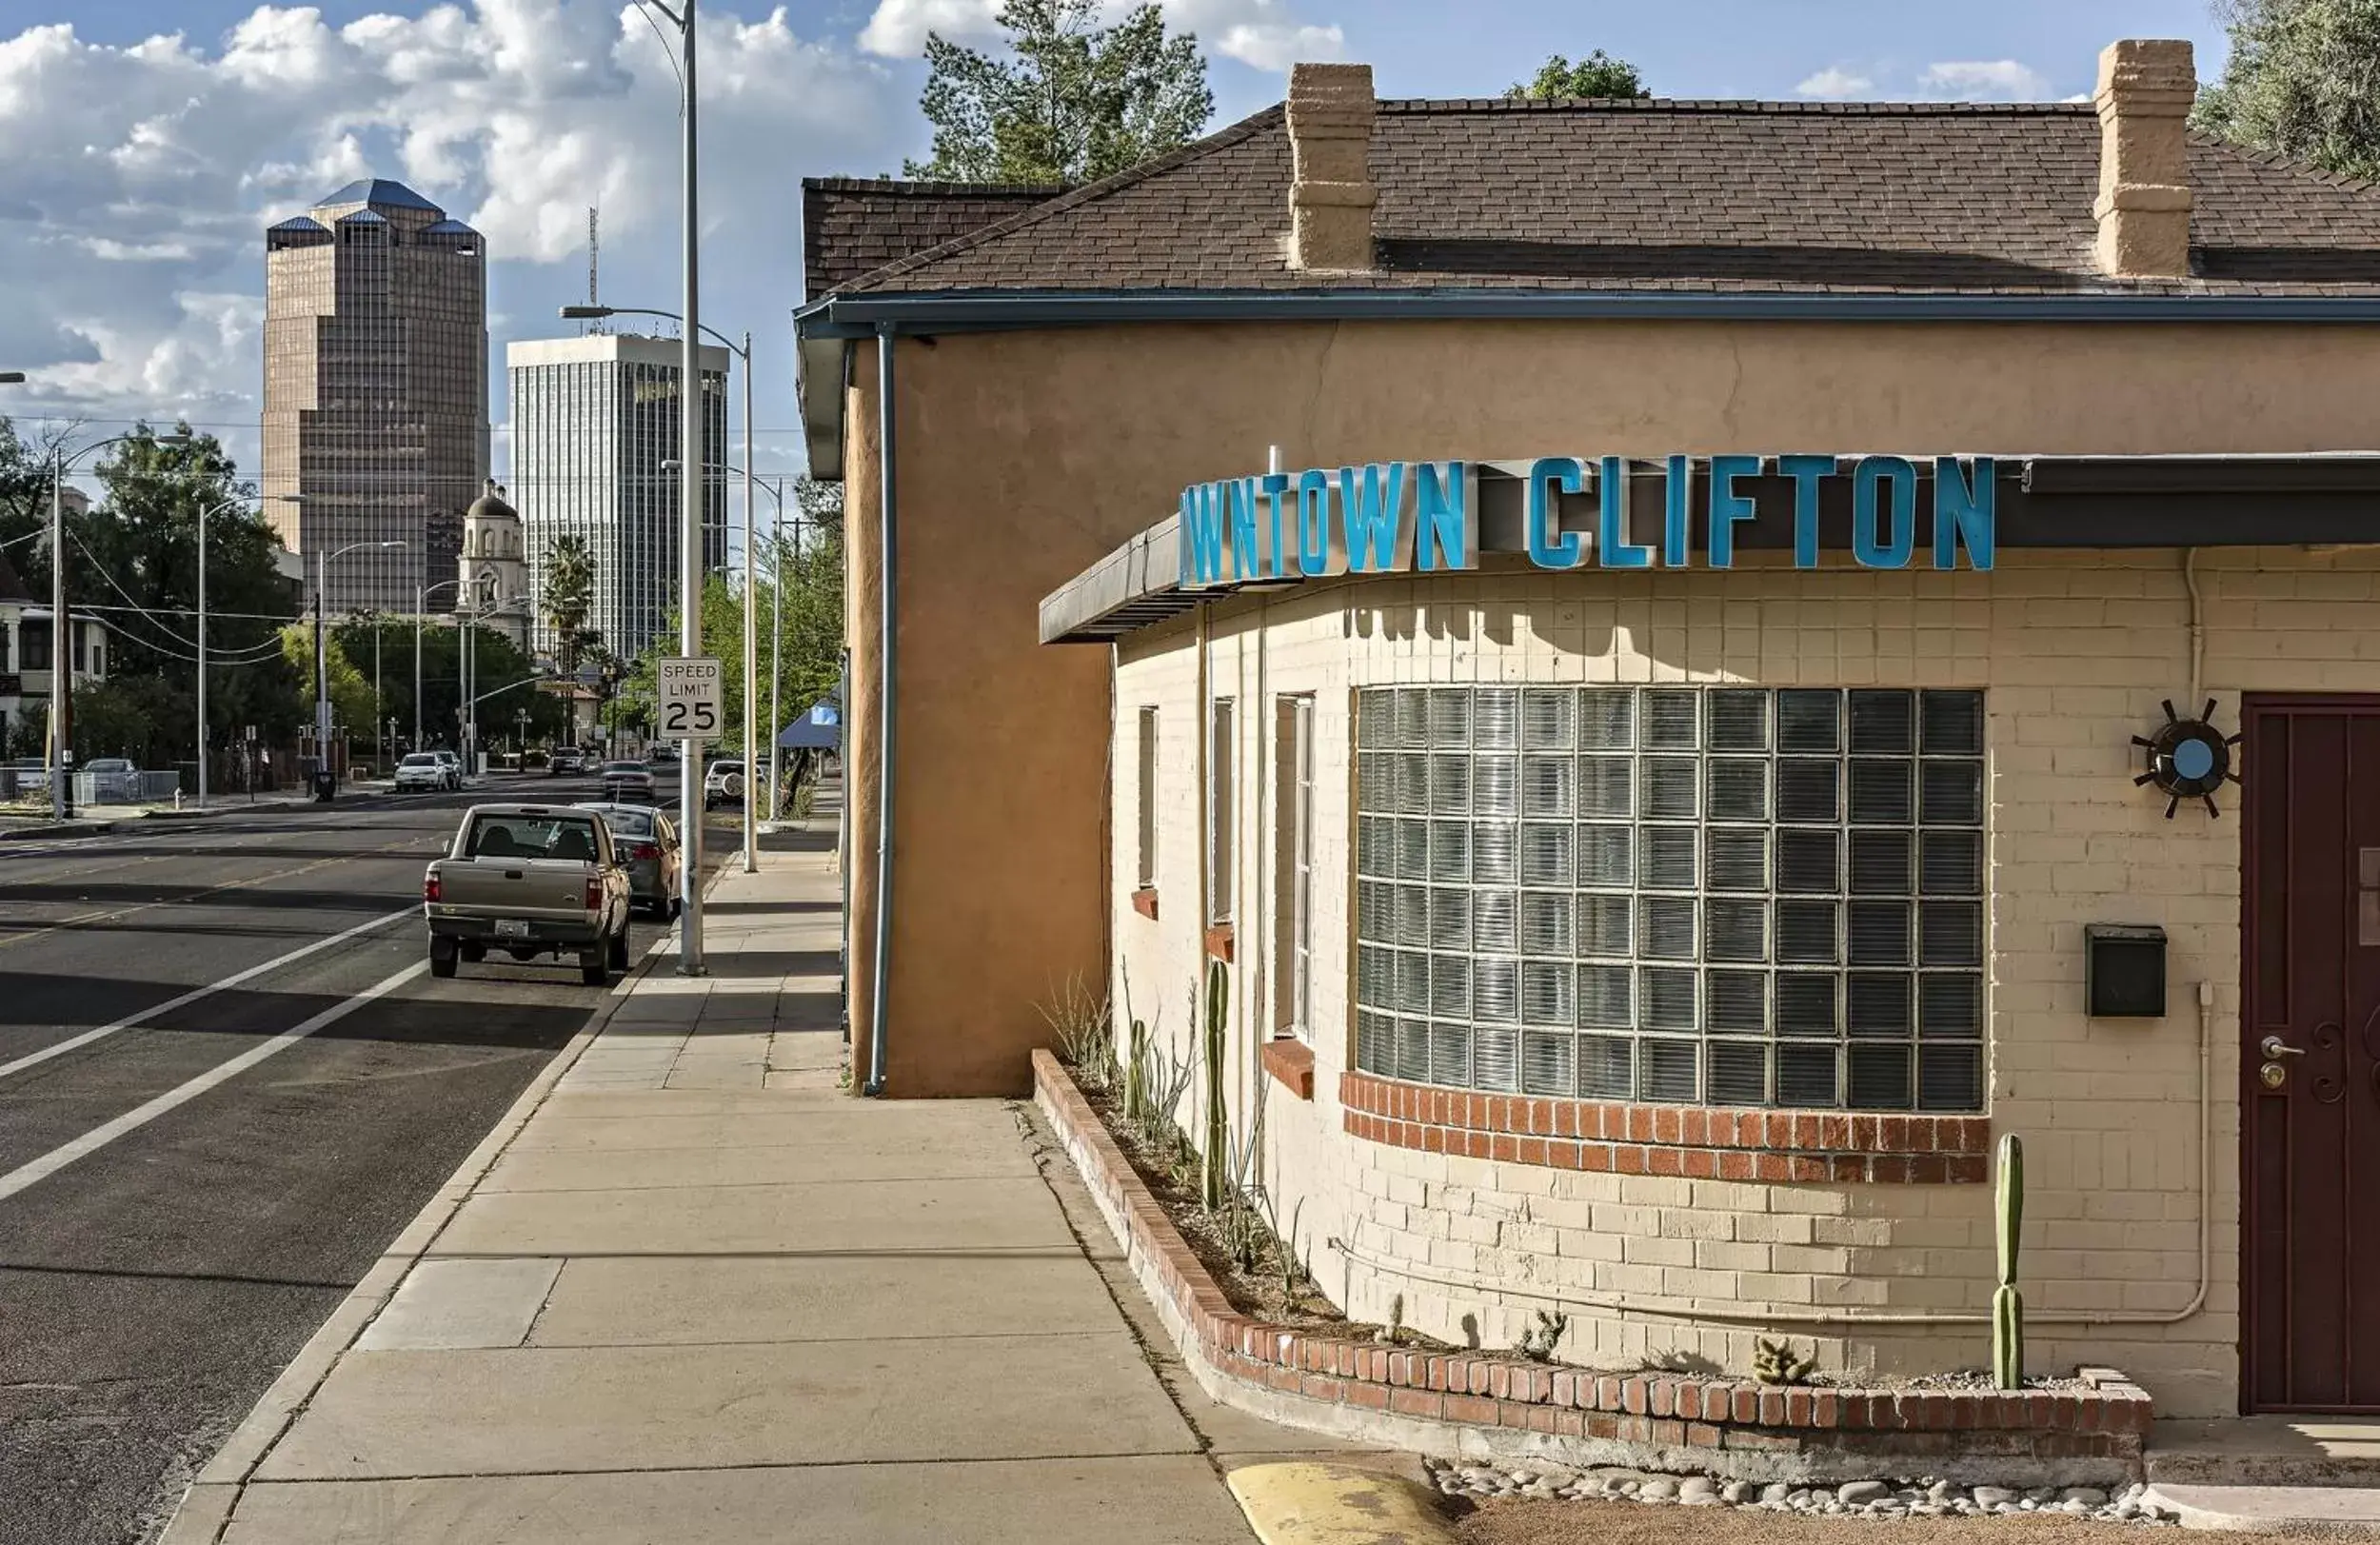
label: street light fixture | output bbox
[662,455,776,874]
[0,372,25,385]
[43,428,192,819]
[314,541,405,789]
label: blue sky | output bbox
[0,0,2235,497]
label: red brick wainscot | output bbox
[1033,1050,2153,1486]
[1340,1072,1994,1185]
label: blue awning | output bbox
[779,688,842,750]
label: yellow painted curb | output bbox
[1226,1462,1458,1545]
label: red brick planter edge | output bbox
[1033,1049,2153,1476]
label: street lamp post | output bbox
[315,541,404,791]
[416,578,466,753]
[661,455,778,871]
[192,492,271,809]
[43,429,191,819]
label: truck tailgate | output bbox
[432,860,593,921]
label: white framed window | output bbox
[1208,698,1236,923]
[1274,694,1316,1039]
[1136,705,1160,889]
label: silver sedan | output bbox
[574,802,683,918]
[597,760,656,803]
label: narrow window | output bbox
[1136,705,1160,889]
[1274,695,1316,1039]
[1208,698,1236,923]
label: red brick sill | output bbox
[1031,1049,2152,1461]
[1129,886,1159,921]
[1261,1038,1315,1100]
[1203,922,1234,963]
[1342,1072,1991,1185]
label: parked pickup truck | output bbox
[422,803,633,985]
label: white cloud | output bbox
[0,4,905,480]
[859,0,1342,70]
[1795,67,1872,101]
[1919,59,2053,101]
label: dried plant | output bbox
[1040,973,1113,1093]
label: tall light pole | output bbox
[315,541,404,790]
[192,491,276,809]
[42,429,190,819]
[664,456,775,872]
[416,577,466,751]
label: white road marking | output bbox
[0,960,429,1204]
[0,906,418,1083]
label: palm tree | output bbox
[542,535,596,676]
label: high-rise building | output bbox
[505,333,730,660]
[262,178,488,614]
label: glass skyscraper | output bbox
[506,334,730,661]
[262,179,489,613]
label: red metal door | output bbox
[2243,695,2380,1413]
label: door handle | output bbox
[2261,1036,2307,1060]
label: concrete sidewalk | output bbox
[165,799,1368,1544]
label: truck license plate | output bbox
[495,920,530,939]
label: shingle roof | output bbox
[320,178,443,214]
[801,177,1071,299]
[823,99,2380,298]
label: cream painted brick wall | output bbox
[1104,547,2380,1418]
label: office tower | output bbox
[505,333,730,660]
[262,178,489,613]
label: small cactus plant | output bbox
[1753,1337,1815,1385]
[1517,1310,1569,1363]
[1993,1132,2026,1390]
[1200,958,1229,1210]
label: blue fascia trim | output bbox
[795,287,2380,339]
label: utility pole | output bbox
[674,0,706,974]
[50,455,69,820]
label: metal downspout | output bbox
[864,327,896,1097]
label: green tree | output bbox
[1,421,310,770]
[2193,0,2380,181]
[331,617,571,754]
[905,0,1214,183]
[1505,50,1650,101]
[541,533,598,676]
[282,623,375,742]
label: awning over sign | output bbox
[779,686,842,750]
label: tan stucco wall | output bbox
[840,316,2380,1099]
[1108,546,2380,1419]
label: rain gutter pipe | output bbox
[864,325,896,1097]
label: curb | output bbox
[2145,1484,2380,1535]
[0,820,117,841]
[154,929,678,1545]
[1227,1462,1457,1545]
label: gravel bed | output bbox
[1425,1459,2173,1525]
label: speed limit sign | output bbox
[657,656,723,742]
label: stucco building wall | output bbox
[839,315,2380,1100]
[1105,545,2380,1419]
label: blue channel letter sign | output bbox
[1175,455,1994,590]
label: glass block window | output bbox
[1351,686,1986,1112]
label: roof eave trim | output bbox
[798,287,2380,337]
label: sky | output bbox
[0,0,2236,498]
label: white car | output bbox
[431,750,463,790]
[394,753,447,793]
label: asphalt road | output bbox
[0,772,732,1545]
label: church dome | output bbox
[466,480,519,525]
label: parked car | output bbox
[576,802,682,918]
[421,804,632,985]
[84,757,141,802]
[703,758,745,809]
[598,760,656,803]
[550,746,585,776]
[647,744,680,767]
[431,750,463,790]
[393,752,447,793]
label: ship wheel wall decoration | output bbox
[2132,699,2240,819]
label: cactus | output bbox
[1517,1310,1569,1363]
[1123,1017,1150,1122]
[1753,1337,1815,1386]
[1993,1132,2027,1390]
[1200,958,1229,1210]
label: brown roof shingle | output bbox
[802,177,1071,299]
[817,99,2380,299]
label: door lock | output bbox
[2261,1036,2308,1060]
[2259,1061,2289,1090]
